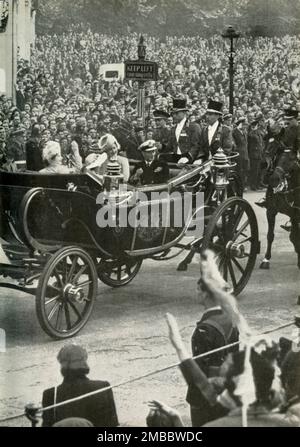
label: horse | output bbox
[259,140,300,281]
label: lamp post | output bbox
[137,35,146,125]
[222,25,240,115]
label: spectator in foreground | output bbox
[41,344,119,427]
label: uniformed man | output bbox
[130,139,169,186]
[152,109,171,153]
[187,251,239,426]
[164,98,202,163]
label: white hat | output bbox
[98,134,120,152]
[85,152,107,170]
[42,141,61,162]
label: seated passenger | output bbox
[1,145,18,172]
[39,141,82,174]
[130,140,169,186]
[94,134,130,183]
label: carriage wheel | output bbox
[97,257,142,288]
[36,246,98,339]
[202,197,259,296]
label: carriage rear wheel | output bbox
[36,246,98,339]
[202,197,259,296]
[97,257,142,288]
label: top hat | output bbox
[172,98,188,113]
[284,107,298,120]
[206,100,223,115]
[153,109,170,120]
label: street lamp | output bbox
[222,25,240,115]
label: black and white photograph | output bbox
[0,0,300,432]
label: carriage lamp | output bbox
[103,160,124,195]
[211,148,231,189]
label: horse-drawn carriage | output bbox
[0,151,260,339]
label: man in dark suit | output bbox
[248,119,264,190]
[41,344,119,427]
[164,98,202,163]
[15,81,27,111]
[152,109,171,153]
[232,117,249,191]
[25,123,44,171]
[130,139,169,185]
[199,100,233,161]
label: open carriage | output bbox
[0,152,260,339]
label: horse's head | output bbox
[269,149,298,188]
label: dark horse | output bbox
[259,140,300,283]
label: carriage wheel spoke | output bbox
[232,257,246,274]
[47,284,60,293]
[238,236,252,244]
[54,269,64,288]
[55,304,63,330]
[233,220,249,241]
[45,295,60,306]
[73,265,88,283]
[47,301,61,321]
[67,255,78,282]
[232,208,245,235]
[76,279,93,288]
[228,259,237,289]
[67,300,82,321]
[64,301,72,330]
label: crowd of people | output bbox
[0,27,300,187]
[23,250,300,427]
[1,26,300,427]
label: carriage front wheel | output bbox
[36,246,98,339]
[202,197,260,296]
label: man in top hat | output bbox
[232,116,249,191]
[164,98,202,163]
[130,140,169,186]
[41,344,119,427]
[282,107,300,155]
[199,100,233,161]
[152,109,171,153]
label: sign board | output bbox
[99,63,125,82]
[125,60,158,82]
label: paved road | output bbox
[0,191,299,426]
